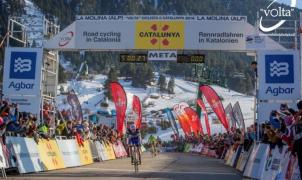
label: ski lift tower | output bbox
[5,16,60,123]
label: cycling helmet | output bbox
[130,124,136,131]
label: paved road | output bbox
[8,153,242,180]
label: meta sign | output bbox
[258,51,300,100]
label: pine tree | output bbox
[105,67,118,99]
[167,76,175,94]
[158,74,167,92]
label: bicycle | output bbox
[150,143,157,157]
[129,145,141,173]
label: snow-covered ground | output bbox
[56,74,255,141]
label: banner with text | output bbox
[45,15,247,51]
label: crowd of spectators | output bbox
[0,100,120,146]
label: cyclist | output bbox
[148,135,157,156]
[126,124,142,165]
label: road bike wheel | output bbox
[133,146,139,173]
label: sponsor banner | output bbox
[185,21,246,50]
[56,139,81,168]
[257,102,296,123]
[6,137,43,173]
[184,107,204,136]
[258,51,301,100]
[173,103,191,136]
[148,51,177,61]
[3,48,42,96]
[135,21,184,49]
[76,21,135,49]
[44,22,76,49]
[94,141,108,161]
[200,85,229,131]
[132,95,142,129]
[45,15,247,51]
[197,99,211,135]
[4,95,40,116]
[224,103,237,130]
[164,108,179,135]
[110,82,127,135]
[67,90,84,123]
[243,143,270,179]
[76,15,247,22]
[36,139,65,170]
[77,141,93,165]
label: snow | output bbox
[57,74,255,141]
[21,0,44,47]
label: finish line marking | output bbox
[76,167,238,176]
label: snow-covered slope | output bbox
[56,74,255,140]
[21,0,44,47]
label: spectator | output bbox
[292,100,302,177]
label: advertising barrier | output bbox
[236,143,254,172]
[243,143,270,179]
[6,137,43,173]
[36,139,65,170]
[89,141,99,161]
[56,139,81,168]
[104,143,116,160]
[95,141,108,161]
[112,141,127,158]
[77,140,93,165]
[0,142,7,169]
[261,146,286,180]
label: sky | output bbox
[278,0,302,9]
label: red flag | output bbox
[200,85,229,131]
[110,82,127,136]
[132,95,142,129]
[184,107,204,136]
[196,99,211,135]
[173,104,191,136]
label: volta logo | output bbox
[259,0,296,32]
[9,52,36,79]
[270,61,289,77]
[265,54,294,84]
[59,31,74,47]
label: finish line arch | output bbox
[44,15,284,52]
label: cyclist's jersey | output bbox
[148,135,157,144]
[127,129,141,146]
